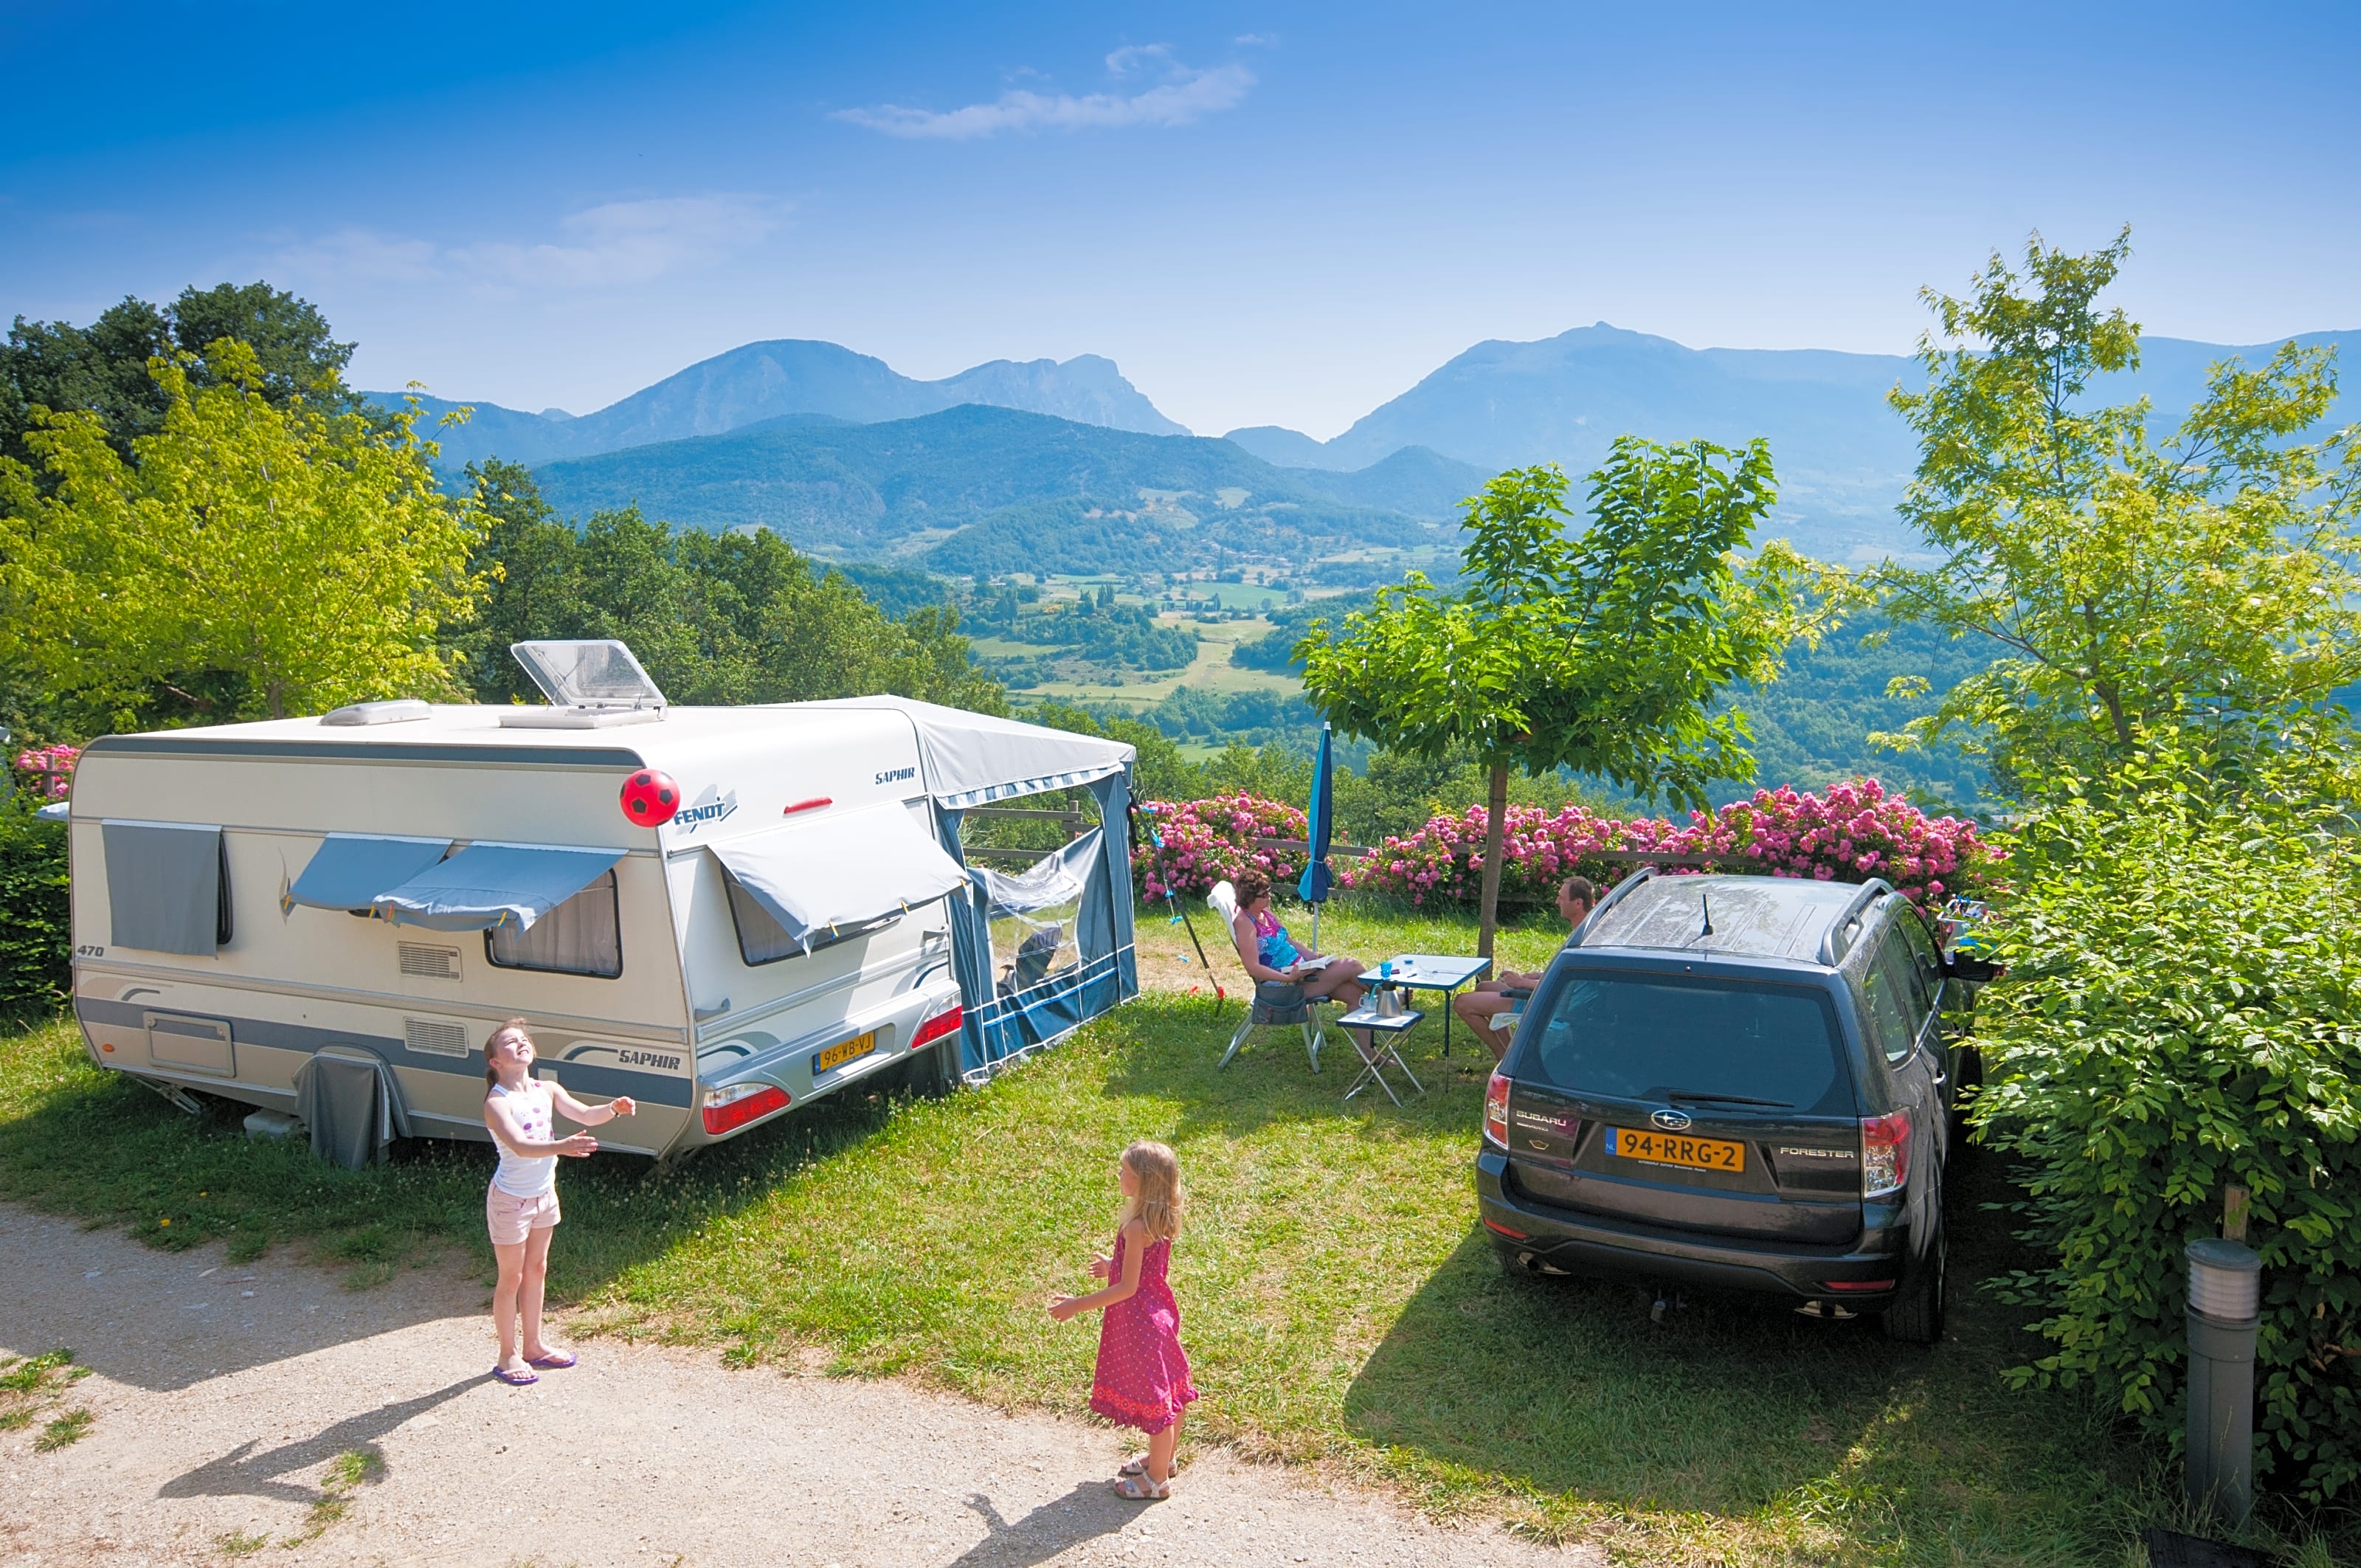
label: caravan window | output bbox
[485,870,622,978]
[723,869,896,965]
[103,822,232,955]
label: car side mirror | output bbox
[1946,954,2002,982]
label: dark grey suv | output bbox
[1474,869,1986,1342]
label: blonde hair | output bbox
[1119,1140,1184,1241]
[484,1018,533,1090]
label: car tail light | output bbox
[1821,1277,1895,1292]
[702,1082,789,1136]
[1861,1110,1911,1196]
[1482,1216,1530,1240]
[908,1003,962,1051]
[1484,1070,1512,1148]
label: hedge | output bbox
[0,792,70,1012]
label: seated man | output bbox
[1226,868,1373,1051]
[1451,875,1597,1060]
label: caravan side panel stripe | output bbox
[82,736,647,768]
[73,996,694,1107]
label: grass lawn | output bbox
[1,903,2346,1565]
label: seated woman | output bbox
[1451,874,1595,1060]
[1227,868,1374,1052]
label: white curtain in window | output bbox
[488,871,621,977]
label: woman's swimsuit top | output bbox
[1252,908,1299,971]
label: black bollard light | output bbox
[2184,1237,2261,1527]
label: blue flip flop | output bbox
[491,1364,538,1386]
[527,1350,577,1370]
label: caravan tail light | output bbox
[702,1081,789,1136]
[1483,1070,1513,1148]
[909,1003,963,1050]
[1861,1111,1912,1196]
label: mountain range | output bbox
[381,322,2355,567]
[529,403,1467,576]
[369,339,1185,472]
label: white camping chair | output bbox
[1208,880,1327,1073]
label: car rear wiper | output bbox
[1664,1090,1792,1108]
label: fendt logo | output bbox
[875,765,917,785]
[675,784,739,834]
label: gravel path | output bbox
[0,1204,1591,1567]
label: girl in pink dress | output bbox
[1048,1139,1197,1499]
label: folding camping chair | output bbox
[1207,880,1330,1073]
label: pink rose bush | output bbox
[12,745,79,801]
[1133,778,1994,911]
[1134,792,1309,899]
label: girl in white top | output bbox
[483,1018,635,1386]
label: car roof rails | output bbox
[1817,877,1898,967]
[1569,865,1659,947]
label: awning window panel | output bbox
[372,842,624,933]
[104,821,225,956]
[286,835,453,913]
[711,804,965,953]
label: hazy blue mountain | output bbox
[366,339,1186,472]
[530,404,1442,572]
[1222,424,1343,469]
[1283,445,1490,517]
[1236,323,2357,562]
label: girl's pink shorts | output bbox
[485,1185,561,1245]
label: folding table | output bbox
[1330,999,1425,1105]
[1375,953,1493,1055]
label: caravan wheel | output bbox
[879,1036,961,1099]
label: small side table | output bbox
[1330,1001,1425,1105]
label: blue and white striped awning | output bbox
[791,696,1133,810]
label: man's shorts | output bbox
[486,1184,561,1246]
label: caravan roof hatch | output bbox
[501,640,668,729]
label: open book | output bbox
[1286,956,1333,978]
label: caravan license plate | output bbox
[816,1032,877,1074]
[1607,1126,1745,1172]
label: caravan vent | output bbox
[403,1018,471,1059]
[397,942,460,981]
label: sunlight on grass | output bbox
[0,905,2281,1564]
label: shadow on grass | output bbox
[1097,991,1496,1146]
[0,1015,936,1314]
[1341,1150,2147,1558]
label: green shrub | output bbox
[1974,755,2361,1500]
[0,796,69,1012]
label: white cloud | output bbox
[271,196,780,294]
[453,196,778,289]
[837,54,1254,140]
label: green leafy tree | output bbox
[0,343,483,726]
[457,459,587,702]
[1,282,363,477]
[1876,230,2361,792]
[1300,443,1819,956]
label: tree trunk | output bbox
[1476,761,1509,961]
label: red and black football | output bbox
[620,768,680,826]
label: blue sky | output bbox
[3,2,2354,438]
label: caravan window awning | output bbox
[371,842,624,932]
[287,835,453,912]
[712,804,966,948]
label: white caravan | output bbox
[63,641,1137,1158]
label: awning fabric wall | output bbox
[103,821,223,956]
[371,842,623,932]
[711,804,966,950]
[286,835,452,913]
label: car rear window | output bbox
[1518,972,1855,1115]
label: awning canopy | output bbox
[792,696,1134,810]
[287,834,452,913]
[712,804,965,948]
[372,842,623,932]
